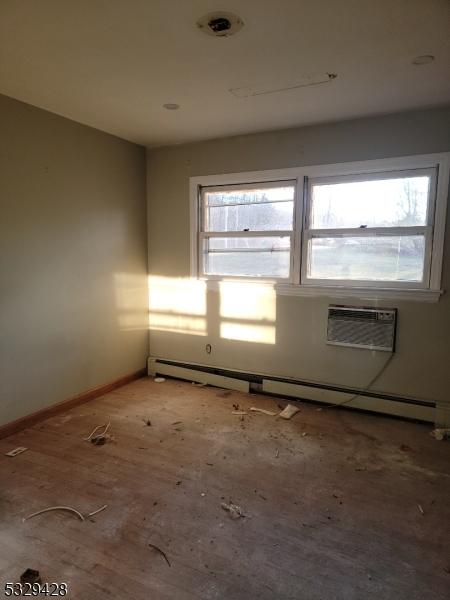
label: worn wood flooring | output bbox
[1,377,449,599]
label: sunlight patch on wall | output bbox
[219,281,276,320]
[148,276,207,335]
[114,273,149,331]
[219,281,276,344]
[149,276,206,315]
[220,322,276,344]
[149,312,207,336]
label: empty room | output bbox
[1,1,450,598]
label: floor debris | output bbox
[430,428,450,441]
[278,404,301,420]
[23,506,85,522]
[221,501,245,519]
[191,381,207,387]
[154,377,166,383]
[418,504,425,516]
[5,446,28,457]
[84,422,110,441]
[232,411,247,416]
[148,543,171,566]
[20,569,41,585]
[88,504,108,517]
[143,418,152,427]
[91,433,112,445]
[23,504,108,522]
[250,407,278,416]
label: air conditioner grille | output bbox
[327,305,396,351]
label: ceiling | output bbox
[1,0,449,147]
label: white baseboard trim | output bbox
[148,358,249,393]
[148,357,436,423]
[262,379,435,422]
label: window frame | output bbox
[198,180,298,282]
[189,153,450,302]
[301,167,437,290]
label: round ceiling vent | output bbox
[197,11,244,37]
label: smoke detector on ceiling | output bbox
[197,11,244,37]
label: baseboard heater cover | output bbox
[262,380,434,422]
[148,358,435,422]
[149,360,249,393]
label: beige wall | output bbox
[0,94,148,426]
[147,106,450,407]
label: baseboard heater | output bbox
[147,357,435,423]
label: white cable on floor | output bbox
[83,421,110,441]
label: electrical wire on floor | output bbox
[324,352,395,409]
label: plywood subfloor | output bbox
[1,377,449,599]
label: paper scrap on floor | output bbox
[278,404,300,420]
[5,447,28,457]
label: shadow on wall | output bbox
[148,276,276,345]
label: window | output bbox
[191,153,449,301]
[302,169,435,288]
[199,182,296,280]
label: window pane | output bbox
[308,235,425,282]
[311,176,430,229]
[204,236,290,278]
[206,252,290,278]
[205,185,295,206]
[207,202,293,231]
[208,236,290,250]
[204,185,294,232]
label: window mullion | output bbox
[291,177,304,285]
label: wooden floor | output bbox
[1,377,449,599]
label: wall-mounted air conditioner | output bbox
[327,305,397,352]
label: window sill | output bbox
[275,284,443,303]
[203,279,442,302]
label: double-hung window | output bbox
[191,153,449,300]
[199,182,296,280]
[302,169,435,288]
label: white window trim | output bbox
[301,166,436,290]
[189,152,450,302]
[198,180,297,282]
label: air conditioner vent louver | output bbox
[327,305,396,352]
